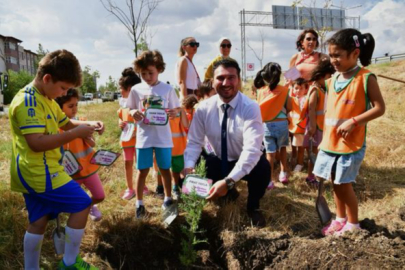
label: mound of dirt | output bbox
[221,218,405,270]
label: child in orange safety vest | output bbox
[297,59,335,187]
[313,29,385,236]
[117,67,145,200]
[288,78,309,173]
[56,88,105,222]
[256,62,290,187]
[169,105,189,198]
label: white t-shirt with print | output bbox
[126,81,180,148]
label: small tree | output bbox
[247,28,266,69]
[80,66,100,94]
[4,70,34,104]
[179,158,208,267]
[34,43,49,70]
[292,0,334,53]
[100,0,163,56]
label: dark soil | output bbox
[93,208,405,269]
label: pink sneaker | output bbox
[89,205,102,221]
[279,172,289,184]
[322,219,346,236]
[143,186,150,195]
[334,223,361,236]
[267,181,275,190]
[122,189,136,200]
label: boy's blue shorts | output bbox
[23,180,92,223]
[263,120,289,153]
[136,147,172,170]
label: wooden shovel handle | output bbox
[378,74,405,84]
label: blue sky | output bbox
[0,0,404,87]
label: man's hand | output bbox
[119,120,127,130]
[181,167,194,178]
[206,180,228,200]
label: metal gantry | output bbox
[239,7,360,81]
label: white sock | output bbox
[346,222,360,229]
[336,216,347,223]
[164,196,172,203]
[136,200,144,207]
[63,226,85,266]
[24,232,44,270]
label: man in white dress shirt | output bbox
[184,59,270,227]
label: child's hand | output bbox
[74,125,95,139]
[166,108,179,119]
[337,119,355,139]
[307,124,316,137]
[130,109,144,122]
[89,121,104,135]
[119,120,127,130]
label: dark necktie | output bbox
[221,104,230,178]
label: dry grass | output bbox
[1,61,405,269]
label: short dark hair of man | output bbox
[212,59,241,78]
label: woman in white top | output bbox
[176,37,200,100]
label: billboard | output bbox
[299,7,345,30]
[272,5,346,31]
[272,5,298,29]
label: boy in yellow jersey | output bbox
[8,50,100,270]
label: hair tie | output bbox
[353,35,360,48]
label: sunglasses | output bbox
[187,42,200,48]
[220,44,232,48]
[305,37,317,42]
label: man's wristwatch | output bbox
[225,177,235,190]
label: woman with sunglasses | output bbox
[289,29,328,81]
[204,37,235,81]
[176,37,201,100]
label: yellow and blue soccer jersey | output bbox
[9,84,71,193]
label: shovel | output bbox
[52,216,65,255]
[162,201,178,228]
[316,179,332,225]
[309,139,332,225]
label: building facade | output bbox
[0,34,37,76]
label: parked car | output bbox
[113,92,122,100]
[102,91,114,102]
[84,93,94,100]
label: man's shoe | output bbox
[247,210,266,228]
[136,205,146,219]
[57,256,98,269]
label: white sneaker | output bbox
[293,164,304,172]
[89,205,102,221]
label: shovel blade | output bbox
[316,195,332,225]
[162,203,178,228]
[52,228,65,255]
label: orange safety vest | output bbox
[288,96,306,134]
[319,68,371,154]
[297,82,325,131]
[169,114,187,156]
[118,108,136,148]
[258,85,289,122]
[63,136,100,180]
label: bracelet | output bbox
[352,117,359,127]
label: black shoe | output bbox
[136,205,146,219]
[155,185,164,199]
[218,188,240,206]
[247,210,266,228]
[162,199,174,210]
